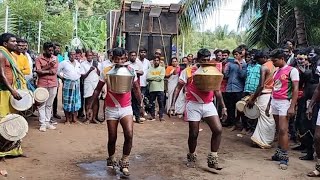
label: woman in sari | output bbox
[166,57,185,117]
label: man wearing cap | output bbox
[151,49,165,67]
[35,42,59,132]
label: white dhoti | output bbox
[251,93,276,149]
[175,91,185,114]
[166,73,186,114]
[83,80,99,98]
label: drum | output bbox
[33,87,49,105]
[0,114,28,152]
[244,105,260,119]
[236,96,250,112]
[10,89,34,111]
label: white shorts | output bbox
[105,106,133,120]
[185,101,218,121]
[271,99,290,116]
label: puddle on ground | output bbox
[77,160,118,179]
[78,155,164,180]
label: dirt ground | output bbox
[0,98,318,180]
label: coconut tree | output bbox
[179,0,311,48]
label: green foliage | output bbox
[92,0,121,15]
[9,0,46,21]
[42,11,73,48]
[179,25,245,55]
[77,16,106,51]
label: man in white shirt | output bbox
[58,50,82,124]
[81,50,101,124]
[138,48,151,114]
[128,50,144,123]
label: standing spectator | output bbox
[294,50,319,160]
[187,54,193,65]
[52,43,63,121]
[166,57,184,117]
[35,42,58,132]
[20,39,34,87]
[138,48,151,114]
[147,56,166,121]
[81,50,100,124]
[12,38,31,78]
[223,48,247,130]
[58,50,82,124]
[13,38,32,80]
[128,51,144,124]
[266,48,299,170]
[151,49,165,67]
[76,49,85,119]
[214,49,223,62]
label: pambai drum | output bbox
[10,89,34,112]
[244,104,260,120]
[0,114,28,152]
[106,64,135,94]
[193,63,224,91]
[236,96,251,112]
[33,87,49,105]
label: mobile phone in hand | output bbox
[93,60,98,67]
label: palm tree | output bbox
[180,0,310,48]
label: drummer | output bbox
[247,51,276,149]
[170,48,227,170]
[88,47,143,177]
[0,33,24,157]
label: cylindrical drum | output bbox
[236,96,251,112]
[10,89,33,111]
[34,87,49,105]
[244,104,260,119]
[0,114,28,152]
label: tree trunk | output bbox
[294,7,308,47]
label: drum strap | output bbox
[109,93,121,108]
[27,80,36,92]
[0,46,26,90]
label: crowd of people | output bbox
[2,31,320,177]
